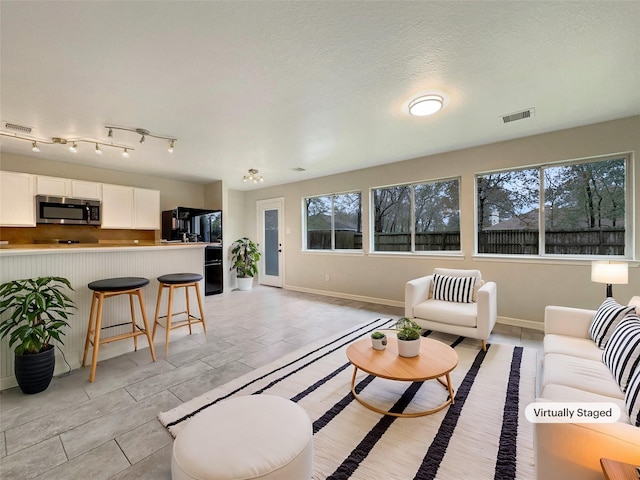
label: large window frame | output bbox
[303,191,363,252]
[475,153,633,259]
[370,177,462,255]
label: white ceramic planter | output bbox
[397,338,421,357]
[237,277,254,291]
[371,336,387,350]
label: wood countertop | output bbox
[0,242,210,255]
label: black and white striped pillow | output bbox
[589,298,635,349]
[626,366,640,427]
[602,314,640,392]
[432,274,476,303]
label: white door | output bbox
[257,198,284,287]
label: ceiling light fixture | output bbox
[408,94,444,117]
[243,168,264,184]
[122,148,130,158]
[0,131,134,157]
[107,128,113,138]
[105,125,176,152]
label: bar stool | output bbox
[152,273,206,357]
[82,277,157,382]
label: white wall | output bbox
[241,116,640,327]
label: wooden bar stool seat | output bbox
[152,273,206,356]
[82,277,157,382]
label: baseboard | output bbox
[497,315,544,331]
[283,284,404,308]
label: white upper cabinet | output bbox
[133,188,160,229]
[101,184,134,229]
[71,180,102,200]
[0,171,36,226]
[36,176,71,197]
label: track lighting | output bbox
[122,148,130,158]
[105,125,177,152]
[107,128,113,138]
[0,129,134,157]
[243,169,264,184]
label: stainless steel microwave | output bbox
[36,195,101,225]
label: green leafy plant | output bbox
[395,317,421,341]
[371,331,386,339]
[230,237,262,278]
[0,277,76,355]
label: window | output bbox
[372,178,461,252]
[304,192,362,250]
[476,155,629,256]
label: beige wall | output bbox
[242,116,640,327]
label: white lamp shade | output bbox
[591,261,628,285]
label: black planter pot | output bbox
[14,345,55,394]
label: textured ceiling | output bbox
[1,1,639,190]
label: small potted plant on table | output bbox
[0,276,76,394]
[395,317,422,357]
[371,331,387,350]
[230,237,262,291]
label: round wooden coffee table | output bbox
[346,337,458,417]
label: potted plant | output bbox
[371,331,387,350]
[395,317,422,357]
[230,237,262,291]
[0,276,76,394]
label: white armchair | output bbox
[404,268,497,350]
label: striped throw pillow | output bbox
[602,314,640,392]
[626,366,640,427]
[589,298,635,349]
[432,274,476,303]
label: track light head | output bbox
[31,141,40,152]
[139,135,145,144]
[122,148,130,158]
[107,128,113,138]
[168,140,174,153]
[95,143,102,155]
[69,142,77,153]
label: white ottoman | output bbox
[171,395,313,480]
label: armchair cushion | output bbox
[432,274,476,303]
[413,299,478,328]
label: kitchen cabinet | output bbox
[101,184,134,229]
[0,171,36,226]
[36,176,70,196]
[134,188,160,229]
[71,180,102,200]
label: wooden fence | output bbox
[308,228,625,255]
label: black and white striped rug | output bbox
[159,318,537,480]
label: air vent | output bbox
[3,122,32,134]
[501,108,535,124]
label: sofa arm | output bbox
[544,305,595,339]
[535,420,640,480]
[405,275,433,318]
[476,281,497,338]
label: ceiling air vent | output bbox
[501,108,535,124]
[3,121,32,134]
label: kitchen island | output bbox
[0,242,209,390]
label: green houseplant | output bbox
[0,276,76,394]
[395,317,422,357]
[230,237,262,291]
[371,331,387,350]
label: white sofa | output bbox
[536,296,640,480]
[404,268,497,350]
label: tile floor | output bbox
[0,286,543,480]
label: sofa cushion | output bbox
[413,299,478,328]
[589,298,635,349]
[603,314,640,392]
[626,367,640,427]
[543,334,603,361]
[432,274,476,303]
[540,383,629,423]
[542,353,624,399]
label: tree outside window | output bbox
[373,178,461,252]
[305,192,362,250]
[477,156,627,256]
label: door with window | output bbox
[257,198,284,287]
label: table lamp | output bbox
[591,261,628,298]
